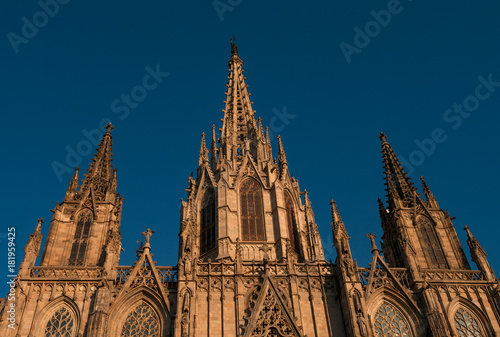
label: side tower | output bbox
[174,41,342,337]
[352,133,500,337]
[41,123,123,269]
[377,132,469,274]
[0,125,125,337]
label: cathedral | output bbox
[2,41,500,337]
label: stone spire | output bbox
[420,176,438,208]
[331,200,355,279]
[80,123,116,201]
[465,225,495,280]
[65,166,79,200]
[379,132,415,209]
[210,125,218,170]
[277,135,288,179]
[19,218,44,277]
[199,132,208,166]
[219,39,261,166]
[330,199,345,234]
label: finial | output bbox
[464,225,472,238]
[105,123,114,133]
[366,232,379,253]
[37,218,43,230]
[230,36,238,55]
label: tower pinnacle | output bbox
[79,123,116,200]
[379,132,415,209]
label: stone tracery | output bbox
[373,301,413,337]
[120,301,160,337]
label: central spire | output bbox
[219,39,265,167]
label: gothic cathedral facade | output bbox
[2,42,500,337]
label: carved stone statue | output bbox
[357,314,368,336]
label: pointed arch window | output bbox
[121,301,160,337]
[454,307,484,337]
[69,211,92,266]
[44,306,75,336]
[240,178,265,241]
[200,188,217,254]
[284,192,300,254]
[374,301,413,337]
[416,216,447,269]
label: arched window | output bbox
[44,306,75,336]
[200,188,217,254]
[121,301,160,337]
[416,216,447,269]
[454,307,484,337]
[374,301,413,337]
[69,211,92,266]
[240,178,265,241]
[284,192,300,254]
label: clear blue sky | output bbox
[1,1,499,296]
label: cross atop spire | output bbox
[230,36,238,55]
[379,132,415,209]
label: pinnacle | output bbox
[379,133,415,206]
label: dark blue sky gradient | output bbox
[1,1,499,295]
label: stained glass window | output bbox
[416,216,447,269]
[374,301,413,337]
[69,211,92,265]
[200,188,217,254]
[454,307,484,337]
[44,307,74,337]
[121,302,160,337]
[284,192,300,254]
[240,179,265,241]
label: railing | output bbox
[196,260,335,277]
[358,267,485,289]
[421,269,484,282]
[30,266,103,278]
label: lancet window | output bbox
[373,301,413,337]
[121,301,160,337]
[240,178,265,241]
[416,216,447,269]
[44,307,75,337]
[454,307,484,337]
[69,210,92,265]
[284,192,300,254]
[200,188,217,254]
